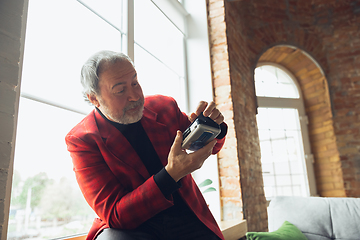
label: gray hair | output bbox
[80,50,134,103]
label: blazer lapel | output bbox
[94,109,150,180]
[140,107,172,167]
[93,106,173,180]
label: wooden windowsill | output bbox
[61,234,86,240]
[61,219,248,240]
[220,219,248,240]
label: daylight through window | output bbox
[9,0,187,238]
[255,64,316,201]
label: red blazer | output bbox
[65,95,225,240]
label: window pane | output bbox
[255,65,300,98]
[134,0,185,77]
[9,0,123,238]
[78,0,124,31]
[134,43,187,111]
[21,0,122,113]
[257,108,309,200]
[274,162,290,175]
[262,163,274,175]
[283,109,300,130]
[258,136,272,158]
[8,98,95,239]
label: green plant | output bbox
[198,179,216,194]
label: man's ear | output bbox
[87,93,100,107]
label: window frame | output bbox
[256,62,317,197]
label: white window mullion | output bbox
[125,0,134,61]
[257,96,303,110]
[182,36,190,113]
[299,114,318,196]
[151,0,188,36]
[20,92,88,115]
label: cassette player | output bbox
[181,112,221,151]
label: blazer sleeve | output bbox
[212,122,227,154]
[65,134,174,230]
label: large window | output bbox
[134,0,186,109]
[9,0,189,238]
[255,64,317,201]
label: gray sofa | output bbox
[267,196,360,240]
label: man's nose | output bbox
[128,88,140,102]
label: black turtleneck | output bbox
[96,108,194,216]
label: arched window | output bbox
[255,64,317,201]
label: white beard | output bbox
[100,98,144,124]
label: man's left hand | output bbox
[188,101,224,125]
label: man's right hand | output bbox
[165,130,217,182]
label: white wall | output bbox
[0,0,28,238]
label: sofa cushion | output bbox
[268,196,332,240]
[268,196,360,240]
[246,221,308,240]
[330,198,360,239]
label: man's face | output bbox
[89,60,145,124]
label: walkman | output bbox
[181,112,221,151]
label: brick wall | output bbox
[326,1,360,197]
[207,0,268,232]
[206,0,245,222]
[207,0,360,232]
[0,0,27,238]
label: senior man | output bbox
[65,50,227,240]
